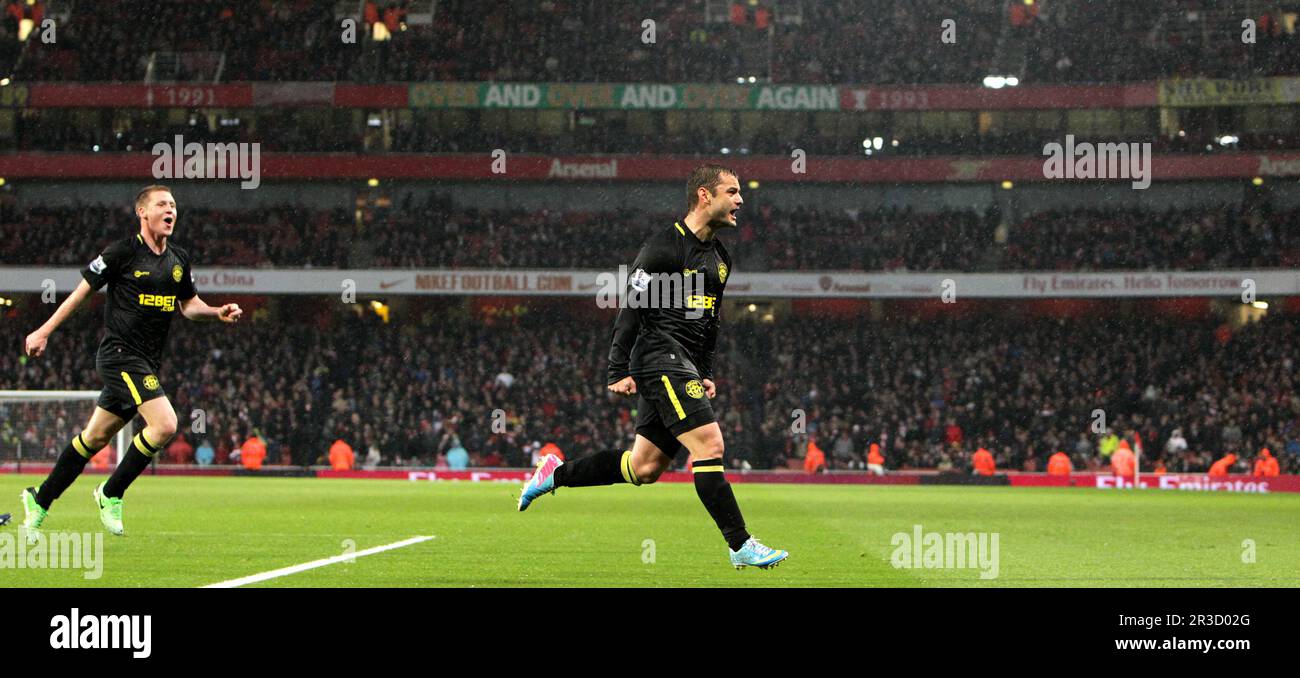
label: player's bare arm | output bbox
[180,295,243,323]
[24,279,95,358]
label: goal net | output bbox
[0,391,133,472]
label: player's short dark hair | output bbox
[686,164,737,213]
[135,184,172,211]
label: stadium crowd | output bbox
[7,0,1298,85]
[4,199,1298,272]
[2,302,1296,477]
[738,311,1300,476]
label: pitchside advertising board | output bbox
[2,268,1297,298]
[7,465,1295,493]
[395,471,1300,493]
[1009,473,1300,494]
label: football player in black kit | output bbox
[518,165,788,569]
[21,185,242,539]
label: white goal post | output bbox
[0,390,133,472]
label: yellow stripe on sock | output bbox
[621,450,641,486]
[661,375,686,420]
[71,434,93,459]
[691,465,725,473]
[133,432,159,458]
[121,371,143,405]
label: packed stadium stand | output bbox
[3,296,1297,476]
[4,201,1299,272]
[2,0,1298,484]
[8,1,1300,84]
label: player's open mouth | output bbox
[163,217,174,225]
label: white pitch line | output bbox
[201,535,436,588]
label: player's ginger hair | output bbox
[135,184,172,211]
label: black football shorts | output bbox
[634,372,716,460]
[95,348,166,421]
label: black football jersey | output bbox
[82,233,197,370]
[608,221,731,383]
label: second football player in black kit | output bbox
[518,165,789,569]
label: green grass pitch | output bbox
[2,473,1298,587]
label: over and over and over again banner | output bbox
[8,77,1298,110]
[2,268,1296,298]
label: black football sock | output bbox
[553,449,639,487]
[103,430,162,499]
[691,458,750,551]
[34,434,95,510]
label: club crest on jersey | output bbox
[685,380,705,399]
[718,262,728,283]
[143,375,160,391]
[172,265,183,282]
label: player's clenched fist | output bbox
[218,303,243,323]
[607,376,637,397]
[24,331,48,358]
